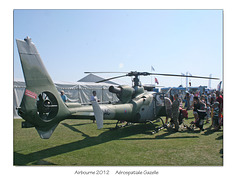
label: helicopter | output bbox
[15,37,219,139]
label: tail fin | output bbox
[16,37,70,139]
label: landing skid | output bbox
[150,126,165,135]
[110,118,166,135]
[110,120,132,130]
[150,120,189,134]
[146,118,165,135]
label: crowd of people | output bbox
[183,90,223,131]
[163,89,223,132]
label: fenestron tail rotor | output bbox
[37,92,59,121]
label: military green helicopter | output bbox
[16,37,219,139]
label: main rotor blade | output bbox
[84,72,128,74]
[96,74,127,83]
[150,73,219,80]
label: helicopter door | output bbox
[155,93,167,117]
[155,93,165,107]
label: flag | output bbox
[155,77,159,84]
[151,66,155,71]
[217,81,222,91]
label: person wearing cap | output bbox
[60,90,67,102]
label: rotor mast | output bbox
[127,71,150,88]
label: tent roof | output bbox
[14,79,118,87]
[78,73,119,85]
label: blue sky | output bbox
[14,9,222,88]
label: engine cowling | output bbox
[109,85,135,103]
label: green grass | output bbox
[13,110,223,166]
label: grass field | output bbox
[13,110,223,166]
